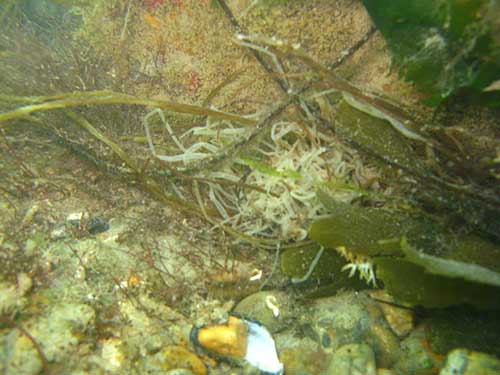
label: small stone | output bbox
[326,343,377,375]
[100,338,125,372]
[440,349,500,375]
[233,290,294,333]
[67,211,88,224]
[276,334,328,375]
[24,238,38,255]
[165,370,195,375]
[87,216,109,235]
[21,204,40,227]
[368,322,401,368]
[304,291,400,367]
[66,212,109,235]
[393,325,441,375]
[0,273,31,314]
[16,273,32,296]
[50,225,68,240]
[159,346,206,375]
[369,290,414,338]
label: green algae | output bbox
[372,238,500,308]
[400,237,500,287]
[280,245,368,291]
[374,236,500,308]
[335,99,426,173]
[309,195,440,258]
[362,0,500,107]
[375,256,500,309]
[309,195,500,308]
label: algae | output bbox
[362,0,500,106]
[400,237,500,287]
[280,245,368,291]
[374,238,500,308]
[375,256,500,309]
[309,194,441,258]
[334,99,426,173]
[309,197,500,308]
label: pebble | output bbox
[100,338,125,372]
[393,325,442,375]
[304,291,401,367]
[276,334,328,375]
[369,290,414,338]
[165,370,195,375]
[440,349,500,375]
[0,273,32,314]
[138,345,207,375]
[325,343,377,375]
[233,290,295,333]
[4,303,95,375]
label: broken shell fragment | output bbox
[190,315,283,374]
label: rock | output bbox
[50,224,68,240]
[165,370,195,375]
[325,343,376,375]
[304,291,401,368]
[99,338,125,373]
[233,290,294,333]
[86,216,109,235]
[0,273,32,314]
[440,349,500,375]
[204,262,260,302]
[368,321,401,368]
[393,325,442,375]
[138,345,207,375]
[4,303,95,375]
[276,334,328,375]
[369,290,414,338]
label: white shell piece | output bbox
[244,320,283,374]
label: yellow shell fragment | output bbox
[194,316,248,359]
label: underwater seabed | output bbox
[1,0,500,374]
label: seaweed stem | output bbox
[120,0,132,41]
[0,91,255,126]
